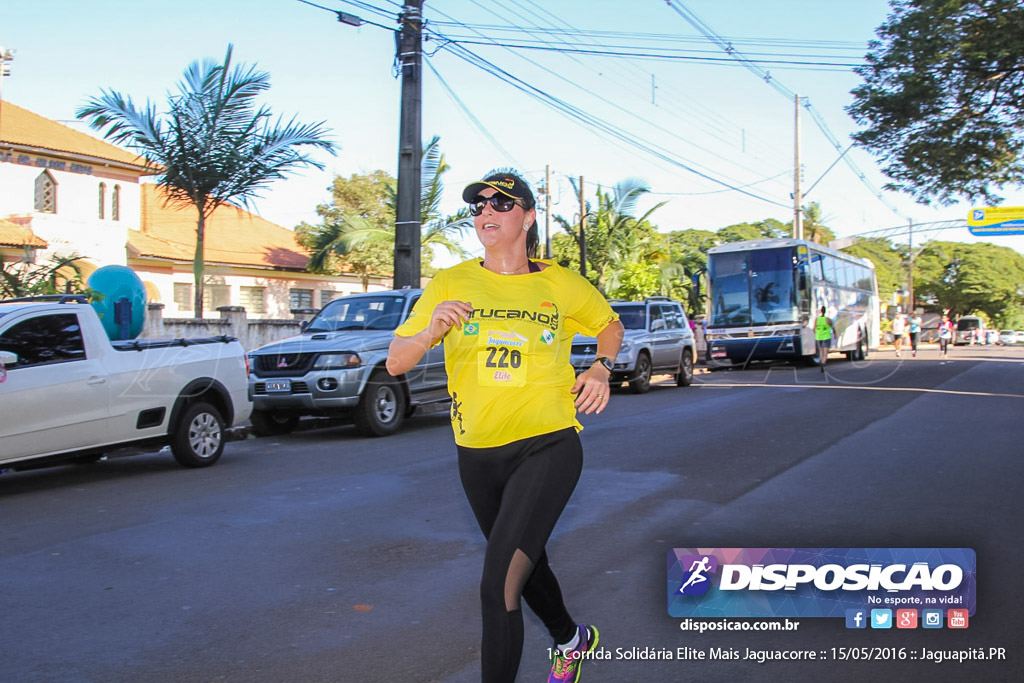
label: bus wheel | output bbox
[854,338,866,361]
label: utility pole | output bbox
[793,94,803,240]
[393,0,423,289]
[578,176,587,277]
[907,219,914,313]
[544,164,552,258]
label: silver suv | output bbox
[570,297,696,393]
[247,290,448,437]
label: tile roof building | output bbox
[1,101,386,317]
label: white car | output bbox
[999,330,1018,345]
[0,296,251,470]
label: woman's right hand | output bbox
[427,300,474,344]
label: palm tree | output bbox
[77,45,335,317]
[0,253,87,298]
[802,202,836,245]
[556,177,666,292]
[306,135,470,286]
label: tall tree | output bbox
[78,45,335,317]
[802,202,836,245]
[913,240,1024,321]
[847,0,1024,205]
[299,136,469,288]
[554,177,666,292]
[842,237,905,299]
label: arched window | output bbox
[34,170,58,213]
[98,182,106,219]
[112,185,121,221]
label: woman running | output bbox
[387,170,623,682]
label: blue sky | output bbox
[4,0,1023,258]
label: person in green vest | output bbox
[815,306,836,372]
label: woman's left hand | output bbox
[572,365,611,415]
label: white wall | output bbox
[132,262,390,319]
[0,152,142,268]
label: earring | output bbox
[523,224,530,231]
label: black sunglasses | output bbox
[469,195,523,216]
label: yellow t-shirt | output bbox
[395,259,619,448]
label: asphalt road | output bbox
[2,343,1022,682]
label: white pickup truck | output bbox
[0,296,251,470]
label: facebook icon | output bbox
[846,609,867,629]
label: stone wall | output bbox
[141,304,317,351]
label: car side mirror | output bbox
[0,350,18,366]
[300,320,309,332]
[651,319,666,332]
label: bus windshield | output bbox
[709,247,798,327]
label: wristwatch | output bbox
[593,356,614,372]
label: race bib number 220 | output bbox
[478,329,528,387]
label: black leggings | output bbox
[457,428,583,683]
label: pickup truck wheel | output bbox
[628,353,653,394]
[250,410,299,436]
[675,349,694,387]
[171,401,225,468]
[355,370,406,437]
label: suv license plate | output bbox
[265,379,292,393]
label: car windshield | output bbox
[306,296,407,332]
[956,319,981,331]
[612,304,646,330]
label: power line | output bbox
[664,0,905,218]
[434,38,862,69]
[423,58,521,168]
[424,6,792,195]
[429,43,792,209]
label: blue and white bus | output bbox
[705,238,880,365]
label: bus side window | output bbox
[811,253,825,282]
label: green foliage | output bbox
[0,253,89,298]
[848,0,1024,205]
[717,218,791,244]
[77,45,335,316]
[802,202,836,245]
[553,178,667,293]
[842,238,905,297]
[299,136,469,289]
[607,261,661,300]
[913,240,1024,323]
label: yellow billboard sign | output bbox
[967,206,1024,236]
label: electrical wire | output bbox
[294,0,397,31]
[437,38,862,69]
[424,5,792,195]
[433,0,794,181]
[665,0,906,218]
[423,58,521,168]
[432,42,792,209]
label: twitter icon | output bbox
[870,609,893,629]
